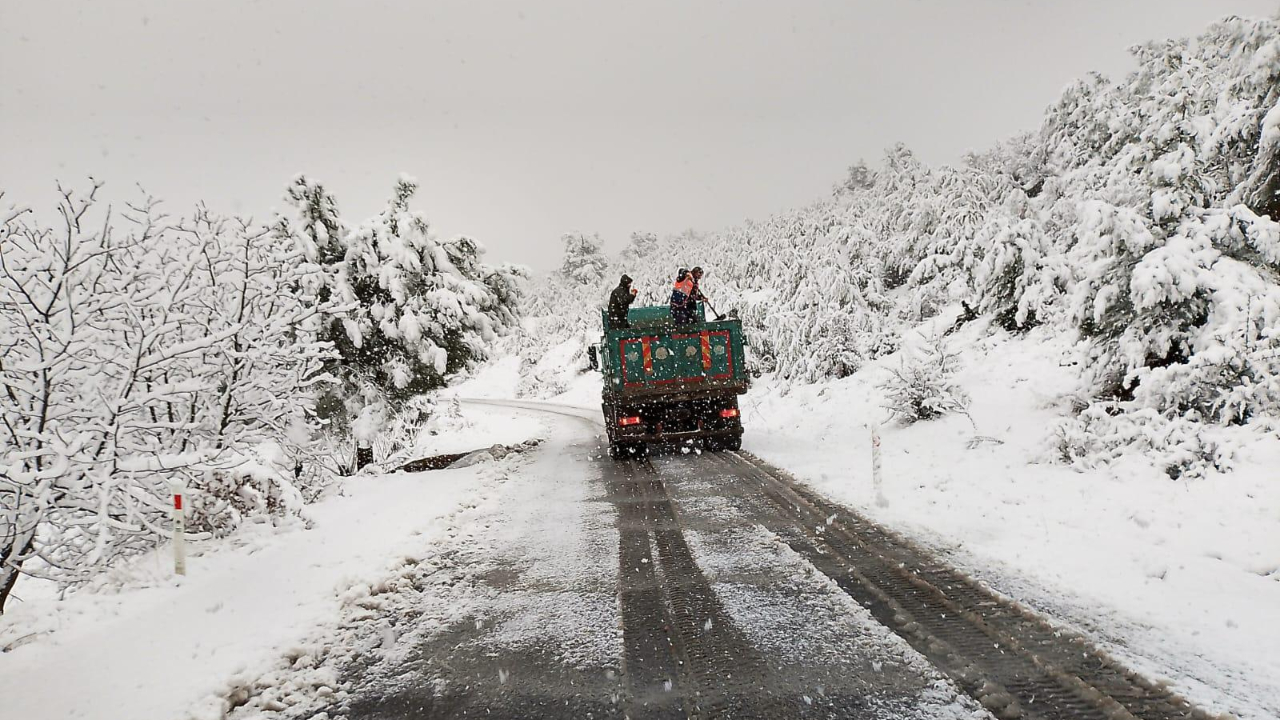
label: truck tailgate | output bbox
[618,329,735,389]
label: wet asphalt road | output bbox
[336,421,979,720]
[329,406,1209,720]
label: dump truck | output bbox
[589,302,749,459]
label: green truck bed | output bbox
[596,303,750,399]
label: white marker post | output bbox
[171,483,187,576]
[871,426,888,507]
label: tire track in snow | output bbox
[710,449,1217,720]
[611,458,774,719]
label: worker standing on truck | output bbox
[689,266,707,305]
[671,268,696,325]
[608,274,638,328]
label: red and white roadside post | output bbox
[170,482,187,576]
[871,425,888,508]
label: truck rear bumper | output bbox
[604,384,748,403]
[615,426,741,443]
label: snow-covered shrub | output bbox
[1052,405,1234,479]
[515,336,592,399]
[369,394,453,469]
[187,445,309,537]
[0,183,341,609]
[880,334,970,424]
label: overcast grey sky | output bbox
[2,1,1277,269]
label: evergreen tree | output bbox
[277,175,521,430]
[620,231,660,267]
[560,231,609,286]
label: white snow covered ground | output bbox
[0,406,546,720]
[219,403,620,719]
[737,322,1280,719]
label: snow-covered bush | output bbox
[1052,405,1234,480]
[369,394,459,469]
[187,444,309,537]
[879,333,970,424]
[0,183,342,610]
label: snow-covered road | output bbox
[328,405,983,719]
[206,399,1206,720]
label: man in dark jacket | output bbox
[689,266,707,305]
[608,274,638,328]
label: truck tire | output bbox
[703,436,738,452]
[716,430,747,448]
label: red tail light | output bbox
[720,408,739,418]
[618,416,642,426]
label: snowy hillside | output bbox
[517,14,1280,479]
[2,9,1278,720]
[735,318,1280,715]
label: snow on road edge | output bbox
[0,407,546,720]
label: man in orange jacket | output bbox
[670,267,705,325]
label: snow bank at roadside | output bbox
[405,395,544,459]
[452,339,602,410]
[0,407,546,720]
[739,320,1280,719]
[222,403,616,719]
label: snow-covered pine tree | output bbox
[619,231,660,268]
[278,174,346,266]
[834,159,875,195]
[880,332,970,424]
[560,231,609,287]
[278,175,521,442]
